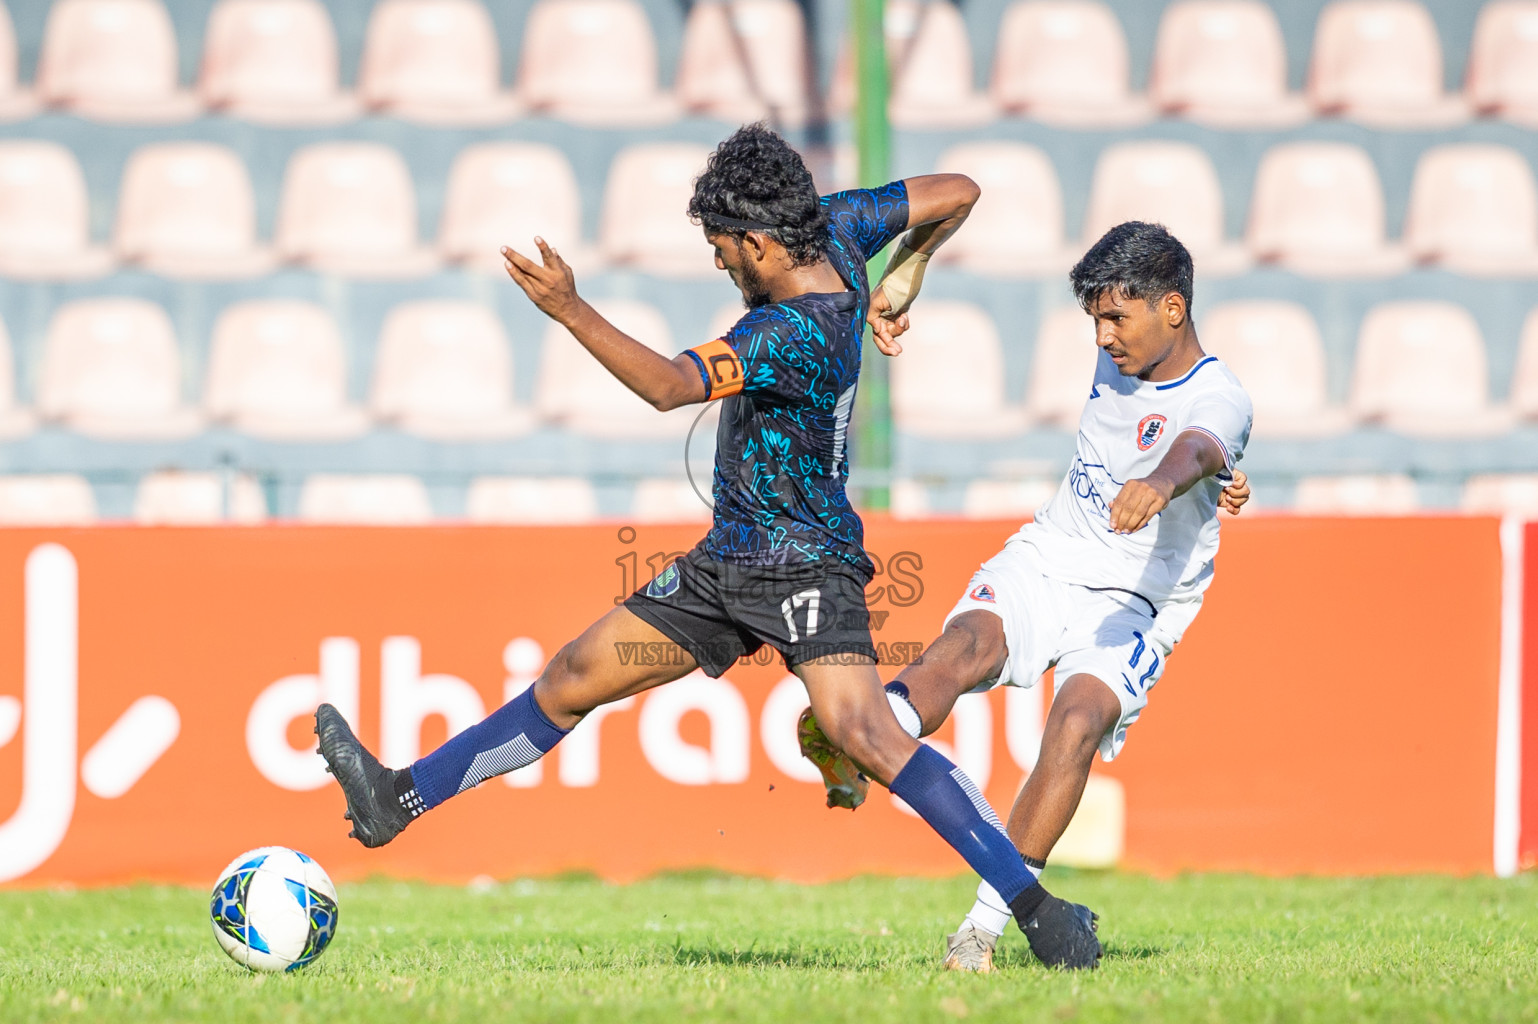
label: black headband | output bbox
[702,212,784,234]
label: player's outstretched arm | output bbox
[868,173,980,356]
[503,239,707,411]
[1107,430,1229,534]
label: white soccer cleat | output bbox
[942,924,999,973]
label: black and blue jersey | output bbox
[682,182,910,583]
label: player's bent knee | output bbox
[811,701,867,752]
[1060,704,1111,750]
[812,704,859,755]
[819,706,913,782]
[936,612,1008,682]
[531,655,584,719]
[533,639,613,718]
[895,613,1006,726]
[1052,677,1122,755]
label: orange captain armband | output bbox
[686,338,746,400]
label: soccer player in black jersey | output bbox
[316,125,1100,969]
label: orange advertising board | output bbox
[0,517,1505,887]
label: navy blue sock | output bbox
[889,745,1036,905]
[409,687,569,810]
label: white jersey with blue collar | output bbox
[1011,350,1253,626]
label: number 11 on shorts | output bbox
[781,589,821,643]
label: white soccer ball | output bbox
[209,846,339,972]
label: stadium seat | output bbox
[370,301,534,439]
[1025,307,1098,429]
[890,478,932,520]
[1082,141,1249,275]
[517,0,678,125]
[885,0,995,128]
[829,0,927,120]
[1348,301,1513,437]
[199,0,355,123]
[37,0,201,121]
[465,477,601,524]
[991,1,1151,126]
[0,316,34,438]
[438,143,587,272]
[1511,307,1538,419]
[0,141,112,280]
[37,298,202,438]
[534,299,694,438]
[598,143,716,277]
[891,301,1027,438]
[113,142,274,278]
[1199,301,1352,437]
[631,478,713,523]
[133,470,267,524]
[1292,474,1419,515]
[962,477,1059,519]
[358,0,519,124]
[932,142,1073,276]
[1403,145,1538,276]
[0,3,37,119]
[817,143,859,193]
[1246,143,1408,277]
[1468,1,1538,125]
[1150,0,1307,126]
[297,475,434,524]
[204,300,369,439]
[274,143,438,277]
[676,0,812,126]
[1307,0,1467,127]
[0,475,97,525]
[1460,474,1538,516]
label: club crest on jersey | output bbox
[969,584,996,603]
[646,562,681,599]
[1137,414,1168,451]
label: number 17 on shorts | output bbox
[781,589,821,643]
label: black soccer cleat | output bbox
[314,703,413,849]
[1019,894,1102,970]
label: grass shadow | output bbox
[990,941,1166,970]
[644,867,757,884]
[670,945,887,970]
[1102,942,1167,962]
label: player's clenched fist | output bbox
[1220,469,1250,515]
[866,286,911,356]
[1108,477,1175,534]
[503,239,583,327]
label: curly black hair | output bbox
[688,123,829,268]
[1071,221,1195,314]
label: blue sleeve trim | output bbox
[683,348,712,397]
[1184,425,1235,474]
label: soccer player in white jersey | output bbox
[799,221,1254,971]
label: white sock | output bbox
[886,689,922,738]
[962,866,1042,938]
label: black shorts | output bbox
[624,545,878,677]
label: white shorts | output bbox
[943,540,1184,761]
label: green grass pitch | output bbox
[2,871,1535,1023]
